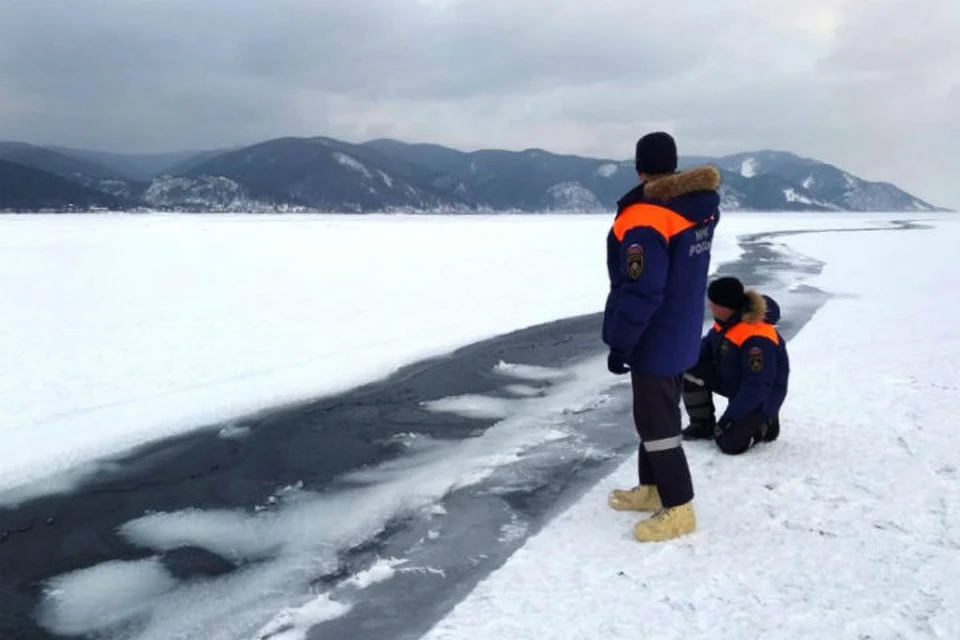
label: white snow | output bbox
[254,558,402,640]
[783,187,815,204]
[544,181,603,211]
[503,384,543,397]
[342,557,405,589]
[218,423,251,440]
[0,212,917,500]
[332,152,372,179]
[10,210,958,640]
[596,163,619,178]
[803,174,815,190]
[34,354,632,640]
[254,596,351,640]
[740,156,758,177]
[719,190,743,210]
[142,175,269,212]
[0,214,611,498]
[35,558,178,636]
[421,214,960,640]
[422,394,519,420]
[119,509,282,563]
[493,361,569,381]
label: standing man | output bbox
[681,276,789,453]
[603,131,722,543]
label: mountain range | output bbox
[0,136,948,213]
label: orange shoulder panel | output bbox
[613,203,696,242]
[725,322,780,347]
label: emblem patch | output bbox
[748,346,764,373]
[626,244,644,279]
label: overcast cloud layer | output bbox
[1,0,957,207]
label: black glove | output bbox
[714,418,733,439]
[607,350,630,375]
[762,416,780,442]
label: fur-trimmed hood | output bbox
[742,289,768,324]
[643,165,722,201]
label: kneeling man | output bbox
[682,277,789,454]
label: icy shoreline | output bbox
[420,215,960,640]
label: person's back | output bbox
[602,131,722,543]
[710,291,789,420]
[603,166,721,376]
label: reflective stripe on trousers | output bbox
[642,435,683,452]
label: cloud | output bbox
[0,0,956,206]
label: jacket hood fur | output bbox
[643,165,722,201]
[742,289,767,324]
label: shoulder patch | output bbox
[747,345,764,373]
[626,244,644,279]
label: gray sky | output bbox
[1,0,957,207]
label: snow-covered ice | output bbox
[254,557,405,640]
[0,211,878,499]
[2,213,616,497]
[35,558,179,637]
[6,209,955,640]
[33,354,629,640]
[493,360,572,381]
[420,214,960,639]
[254,595,351,640]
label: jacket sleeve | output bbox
[603,225,669,355]
[720,335,777,423]
[698,330,713,363]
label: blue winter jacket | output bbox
[700,292,790,423]
[602,166,722,375]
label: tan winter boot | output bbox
[607,485,662,512]
[633,501,696,542]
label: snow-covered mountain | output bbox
[0,158,124,211]
[361,139,622,212]
[710,150,938,212]
[0,142,144,207]
[363,141,944,213]
[0,137,947,213]
[150,137,475,213]
[142,176,276,212]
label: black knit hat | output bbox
[635,131,678,175]
[708,277,747,310]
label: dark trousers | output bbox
[630,371,694,508]
[681,360,775,455]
